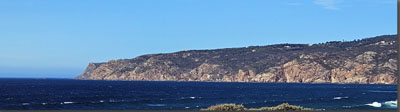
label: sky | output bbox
[0,0,397,78]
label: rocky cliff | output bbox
[76,35,398,84]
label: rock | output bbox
[76,35,398,84]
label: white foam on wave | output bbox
[383,100,397,108]
[62,102,75,104]
[22,103,30,105]
[366,102,382,107]
[333,97,341,100]
[365,100,397,108]
[180,96,198,100]
[333,96,349,100]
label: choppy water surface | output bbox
[0,78,397,110]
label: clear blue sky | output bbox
[0,0,396,78]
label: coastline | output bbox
[5,78,394,85]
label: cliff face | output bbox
[76,35,398,84]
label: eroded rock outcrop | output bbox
[76,35,398,84]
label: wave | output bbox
[366,100,397,108]
[383,100,397,108]
[333,96,349,100]
[180,96,199,100]
[366,102,381,107]
[342,105,353,108]
[90,100,117,104]
[109,99,126,103]
[368,90,397,93]
[147,104,166,106]
[61,102,75,104]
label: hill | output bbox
[76,35,398,84]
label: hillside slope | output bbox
[76,35,398,84]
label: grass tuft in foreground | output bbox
[201,103,313,111]
[201,104,246,111]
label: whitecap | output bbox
[180,97,197,100]
[185,107,190,109]
[22,103,30,105]
[62,102,75,104]
[333,96,348,100]
[366,102,382,107]
[333,97,341,100]
[383,100,397,108]
[41,103,47,105]
[99,100,104,103]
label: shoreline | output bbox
[2,78,397,85]
[75,78,399,85]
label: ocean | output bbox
[0,78,397,110]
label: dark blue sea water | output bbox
[0,78,397,110]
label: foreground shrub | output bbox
[201,104,246,111]
[256,103,313,111]
[202,103,313,111]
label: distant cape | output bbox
[76,35,398,84]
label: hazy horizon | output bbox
[0,0,396,78]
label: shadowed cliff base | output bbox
[76,35,398,84]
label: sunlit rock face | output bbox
[76,35,398,84]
